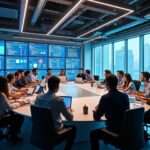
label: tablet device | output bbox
[60,96,72,109]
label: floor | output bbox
[0,117,150,150]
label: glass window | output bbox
[128,37,140,79]
[103,43,112,72]
[114,41,125,73]
[144,34,150,71]
[93,45,102,77]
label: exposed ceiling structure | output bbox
[0,0,150,43]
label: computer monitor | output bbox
[60,96,72,109]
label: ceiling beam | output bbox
[31,0,48,25]
[47,0,86,35]
[48,0,73,5]
[59,8,87,30]
[104,20,146,36]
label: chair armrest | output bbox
[101,128,119,138]
[57,127,72,135]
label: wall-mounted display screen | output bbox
[29,57,47,69]
[66,58,80,69]
[66,70,80,80]
[6,57,27,69]
[0,41,4,55]
[49,58,65,69]
[66,47,80,58]
[49,45,66,57]
[6,41,28,56]
[37,70,47,80]
[51,70,61,76]
[0,70,4,76]
[0,56,4,69]
[29,43,48,56]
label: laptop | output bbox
[60,96,72,109]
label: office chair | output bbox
[133,80,141,91]
[144,109,150,140]
[30,105,72,150]
[98,108,144,150]
[94,75,99,81]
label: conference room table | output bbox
[13,82,150,141]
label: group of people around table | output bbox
[0,67,150,150]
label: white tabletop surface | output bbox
[13,82,150,122]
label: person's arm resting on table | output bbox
[93,96,106,120]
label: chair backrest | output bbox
[94,75,99,81]
[133,80,141,91]
[30,105,57,149]
[120,108,144,150]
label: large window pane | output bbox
[144,34,150,71]
[114,41,125,73]
[103,44,112,72]
[128,37,139,79]
[94,45,102,77]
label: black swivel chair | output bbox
[94,75,99,81]
[99,108,144,150]
[30,105,72,150]
[133,80,141,91]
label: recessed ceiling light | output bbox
[20,0,29,32]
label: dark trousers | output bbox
[56,126,76,150]
[90,128,118,150]
[0,112,24,137]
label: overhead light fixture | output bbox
[78,0,134,38]
[20,0,29,32]
[46,0,85,35]
[84,35,105,43]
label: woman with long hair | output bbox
[0,76,24,143]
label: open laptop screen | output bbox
[60,96,72,109]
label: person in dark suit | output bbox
[90,75,129,150]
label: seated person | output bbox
[24,71,32,84]
[76,69,86,80]
[34,76,76,149]
[14,71,25,88]
[30,68,38,82]
[116,70,124,88]
[102,70,112,84]
[0,76,24,143]
[85,70,94,82]
[18,70,26,85]
[97,70,112,88]
[46,68,52,81]
[139,72,150,93]
[122,73,136,94]
[7,73,27,99]
[58,69,67,83]
[90,75,129,150]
